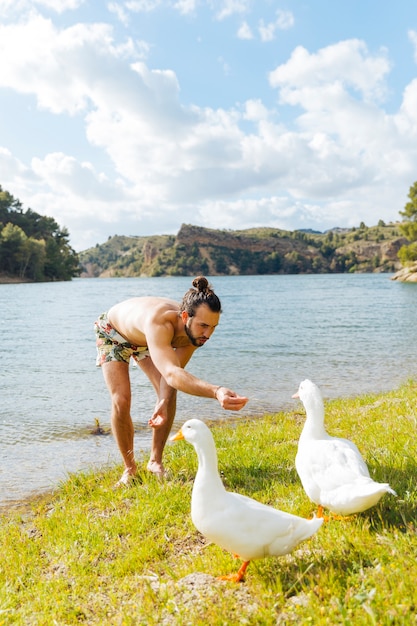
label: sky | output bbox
[1,1,417,253]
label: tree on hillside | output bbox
[0,185,80,281]
[398,181,417,264]
[0,187,22,220]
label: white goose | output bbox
[171,418,323,582]
[293,379,396,518]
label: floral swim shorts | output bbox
[94,312,150,366]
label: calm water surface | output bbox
[1,274,416,507]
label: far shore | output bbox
[2,267,417,284]
[0,274,32,284]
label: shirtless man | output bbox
[94,276,248,485]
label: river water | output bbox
[1,273,416,507]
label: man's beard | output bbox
[184,321,205,347]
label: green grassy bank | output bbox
[1,381,417,625]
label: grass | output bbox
[1,380,417,625]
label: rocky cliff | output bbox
[79,222,409,278]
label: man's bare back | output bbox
[108,297,184,347]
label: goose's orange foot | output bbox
[218,560,250,583]
[316,505,330,522]
[316,505,352,522]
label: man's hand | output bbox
[216,387,249,411]
[148,398,168,428]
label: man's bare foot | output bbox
[115,468,138,488]
[147,460,167,479]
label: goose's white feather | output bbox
[172,418,322,572]
[294,379,396,516]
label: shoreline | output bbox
[0,273,32,284]
[391,262,417,282]
[0,413,261,514]
[0,492,54,515]
[2,378,415,516]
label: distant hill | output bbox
[79,222,407,278]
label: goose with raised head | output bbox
[171,418,323,582]
[293,379,396,518]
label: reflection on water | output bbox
[1,274,417,505]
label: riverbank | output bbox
[0,273,31,283]
[1,382,416,625]
[391,262,417,282]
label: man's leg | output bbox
[101,361,137,481]
[138,358,177,477]
[147,391,177,476]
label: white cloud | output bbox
[198,196,301,230]
[397,79,417,133]
[0,0,83,17]
[34,0,84,11]
[243,99,269,122]
[0,0,17,14]
[409,29,417,63]
[258,19,274,43]
[258,9,294,42]
[237,20,253,40]
[0,6,416,251]
[125,0,163,11]
[111,0,197,13]
[0,16,149,115]
[0,148,33,182]
[108,2,130,25]
[215,0,250,21]
[269,40,390,103]
[275,9,294,30]
[173,0,197,14]
[31,153,124,200]
[217,55,232,75]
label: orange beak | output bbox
[170,428,184,441]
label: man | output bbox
[95,276,249,485]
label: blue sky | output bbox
[1,1,417,252]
